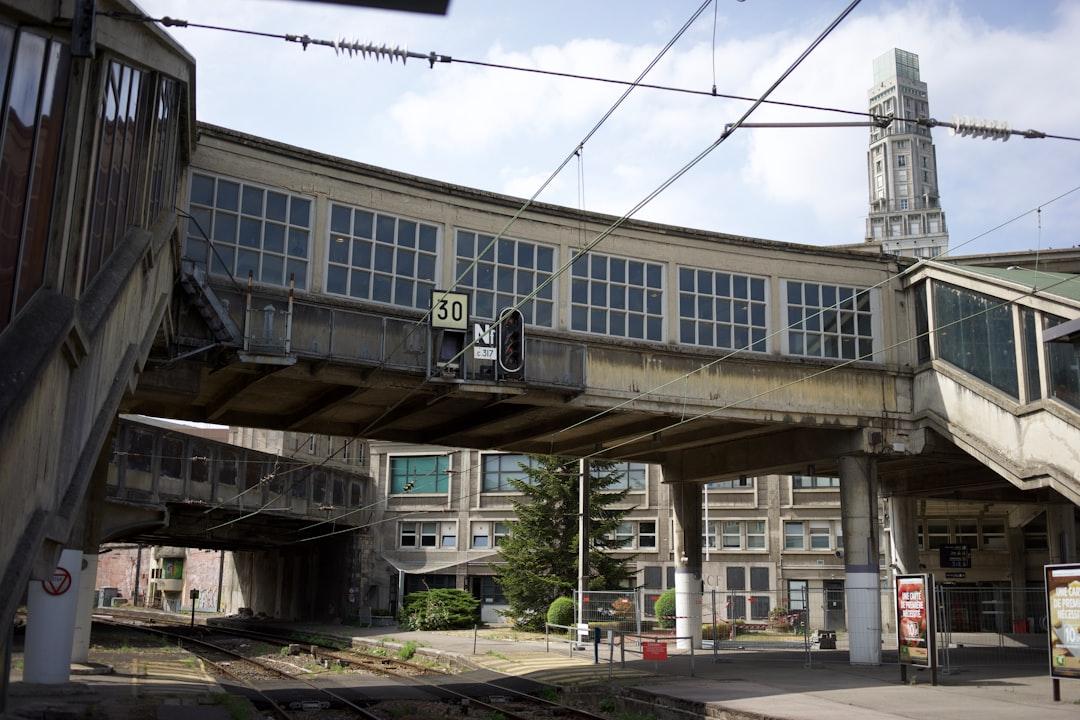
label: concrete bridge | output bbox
[1,1,1078,691]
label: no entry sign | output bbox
[42,567,72,596]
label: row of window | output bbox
[388,453,648,495]
[121,427,365,507]
[924,281,1079,413]
[185,171,880,360]
[394,516,849,553]
[916,517,1006,551]
[0,29,183,335]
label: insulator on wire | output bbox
[331,38,410,64]
[951,116,1011,141]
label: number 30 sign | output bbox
[430,291,469,331]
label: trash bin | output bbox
[1012,620,1029,634]
[818,630,837,649]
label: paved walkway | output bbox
[275,622,1080,720]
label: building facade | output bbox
[865,49,949,258]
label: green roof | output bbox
[950,264,1080,304]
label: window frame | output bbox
[782,279,879,362]
[570,250,665,342]
[677,266,769,352]
[398,519,458,550]
[480,452,538,494]
[186,169,315,290]
[325,200,440,309]
[387,452,452,497]
[452,227,557,327]
[604,461,648,493]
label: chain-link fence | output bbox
[569,585,1048,671]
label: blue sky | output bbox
[141,0,1080,256]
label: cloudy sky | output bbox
[139,0,1080,256]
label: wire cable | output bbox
[288,268,1080,546]
[539,182,1080,443]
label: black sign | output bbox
[939,544,971,569]
[497,308,524,375]
[945,572,966,579]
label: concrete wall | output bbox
[0,0,195,680]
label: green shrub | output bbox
[397,640,418,661]
[399,589,479,631]
[701,621,731,640]
[654,590,676,629]
[546,596,575,627]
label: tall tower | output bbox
[865,49,948,258]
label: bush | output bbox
[546,596,575,627]
[701,621,731,640]
[399,589,479,631]
[654,590,676,629]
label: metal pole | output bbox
[473,624,478,655]
[607,630,614,680]
[190,599,196,629]
[635,586,642,637]
[545,623,549,653]
[216,550,225,613]
[690,639,695,677]
[712,589,718,662]
[133,545,143,607]
[803,585,811,668]
[576,460,591,631]
[621,632,626,669]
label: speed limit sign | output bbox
[430,291,469,331]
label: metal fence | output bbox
[570,585,1048,671]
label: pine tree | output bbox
[493,455,635,629]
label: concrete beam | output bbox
[666,427,881,483]
[418,402,541,445]
[284,385,367,430]
[204,365,292,421]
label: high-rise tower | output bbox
[865,49,948,258]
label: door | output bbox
[824,580,845,630]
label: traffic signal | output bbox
[497,307,524,375]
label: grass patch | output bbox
[397,641,418,661]
[599,697,617,712]
[181,658,200,670]
[485,650,509,661]
[537,687,558,702]
[212,693,254,720]
[368,646,387,657]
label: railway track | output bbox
[97,610,615,720]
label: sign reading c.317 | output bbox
[430,291,469,331]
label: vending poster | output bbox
[896,574,935,668]
[1045,563,1080,681]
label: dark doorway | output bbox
[824,580,845,630]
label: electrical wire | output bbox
[287,268,1080,546]
[539,182,1080,443]
[285,179,1080,534]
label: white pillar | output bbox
[71,553,99,663]
[839,455,882,665]
[669,472,702,650]
[887,496,919,575]
[24,549,83,683]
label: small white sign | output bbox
[473,322,496,360]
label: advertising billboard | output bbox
[896,574,935,668]
[1045,563,1080,682]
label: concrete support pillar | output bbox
[23,549,83,683]
[887,496,919,575]
[1046,504,1078,564]
[669,473,702,650]
[839,455,881,665]
[71,553,99,663]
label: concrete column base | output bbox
[71,553,98,663]
[23,549,82,684]
[674,569,703,650]
[844,571,882,665]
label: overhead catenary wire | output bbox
[287,267,1080,546]
[184,0,717,531]
[283,181,1080,537]
[541,182,1080,442]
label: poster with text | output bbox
[896,574,933,667]
[1045,563,1080,680]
